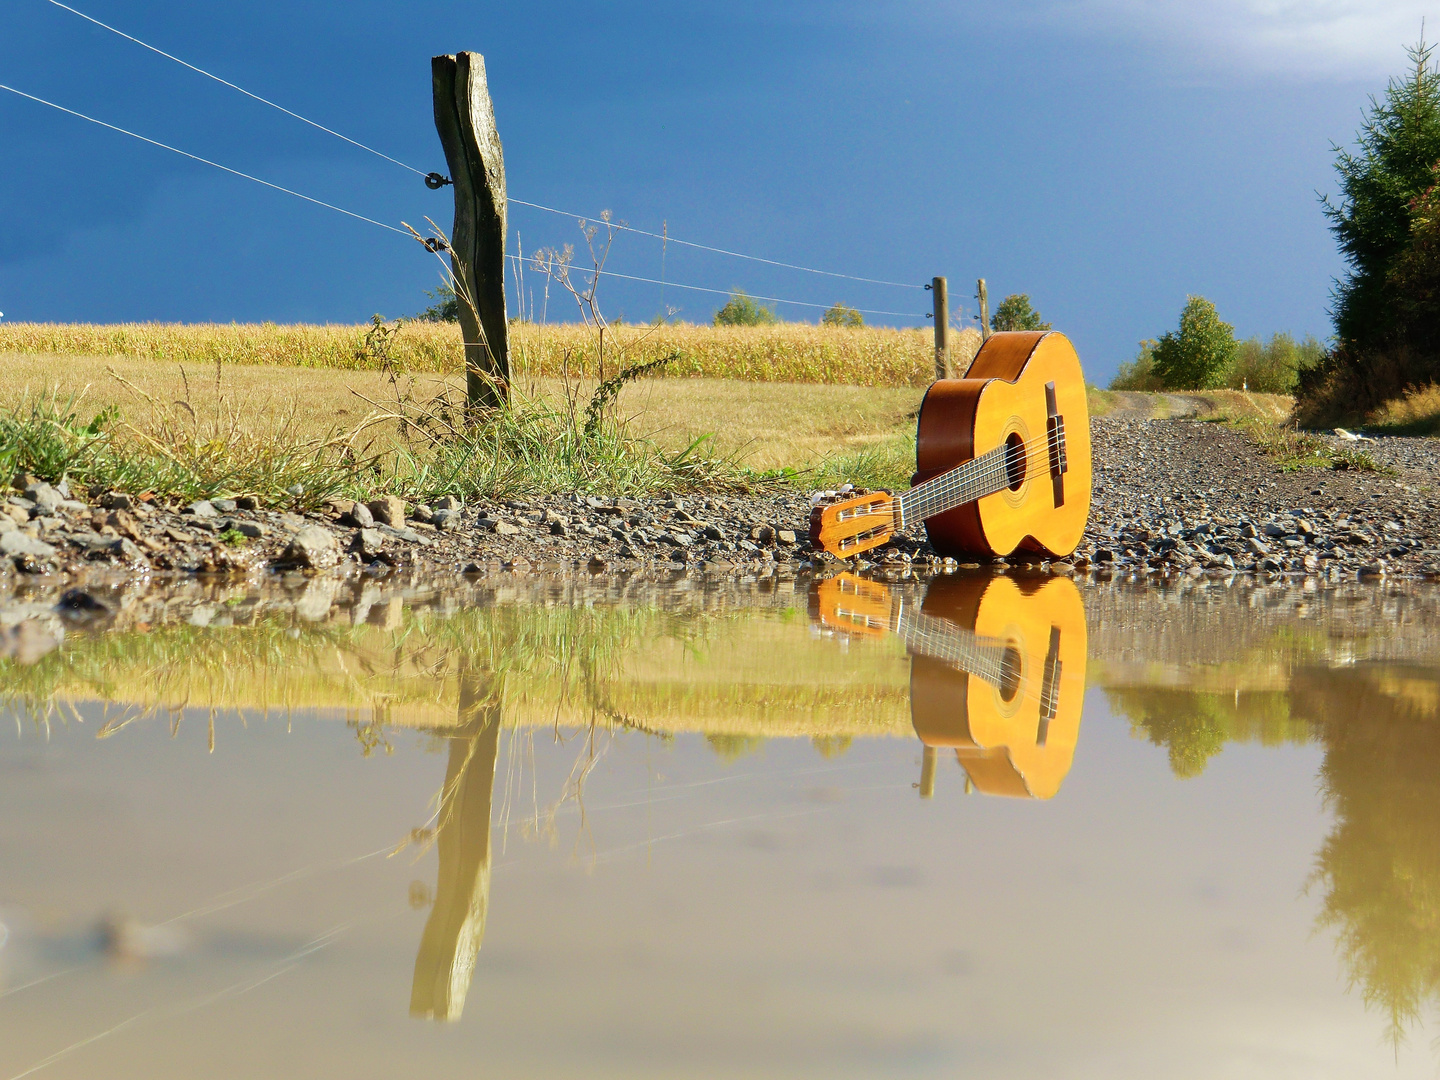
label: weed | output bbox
[218,527,248,546]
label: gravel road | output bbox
[3,415,1439,583]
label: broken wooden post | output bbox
[931,276,949,381]
[432,52,509,409]
[977,278,991,341]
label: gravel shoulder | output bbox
[2,415,1439,586]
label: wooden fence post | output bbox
[931,276,949,380]
[432,52,509,409]
[977,278,991,341]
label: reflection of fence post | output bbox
[931,276,949,381]
[410,670,500,1022]
[432,51,509,409]
[977,278,991,341]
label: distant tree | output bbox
[713,291,777,326]
[991,293,1051,332]
[1151,296,1237,389]
[821,302,863,327]
[1227,332,1326,393]
[415,283,459,322]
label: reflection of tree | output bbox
[410,669,501,1022]
[1300,668,1440,1049]
[1111,667,1440,1048]
[1105,688,1298,778]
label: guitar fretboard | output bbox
[896,428,1062,526]
[894,601,1016,690]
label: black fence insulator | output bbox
[425,172,453,189]
[422,237,450,253]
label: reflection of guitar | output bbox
[812,572,1087,799]
[810,331,1092,560]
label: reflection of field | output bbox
[5,603,912,740]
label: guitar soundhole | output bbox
[998,645,1022,703]
[1004,432,1026,491]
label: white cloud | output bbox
[1059,0,1434,79]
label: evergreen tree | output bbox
[1325,39,1440,352]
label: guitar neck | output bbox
[897,443,1013,526]
[892,601,1012,689]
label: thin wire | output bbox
[0,83,410,236]
[39,0,926,294]
[41,0,429,178]
[507,255,921,318]
[508,197,925,290]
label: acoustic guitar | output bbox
[811,330,1092,560]
[811,572,1087,799]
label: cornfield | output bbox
[0,321,979,388]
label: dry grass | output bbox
[0,320,955,387]
[0,353,923,475]
[1365,383,1440,435]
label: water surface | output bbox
[1,570,1437,1078]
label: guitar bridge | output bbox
[1045,381,1068,509]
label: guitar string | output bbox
[832,599,1064,714]
[901,427,1066,523]
[831,427,1065,529]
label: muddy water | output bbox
[1,569,1439,1078]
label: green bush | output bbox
[713,291,777,326]
[1109,341,1164,390]
[1151,296,1237,389]
[1226,333,1325,393]
[821,302,863,327]
[991,294,1051,332]
[415,284,459,322]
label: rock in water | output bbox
[279,526,341,569]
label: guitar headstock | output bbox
[811,573,898,638]
[809,490,900,558]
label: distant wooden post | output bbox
[432,52,509,409]
[977,278,991,341]
[931,276,949,381]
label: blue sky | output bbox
[0,0,1432,381]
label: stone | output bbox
[210,499,238,514]
[409,504,436,525]
[434,495,462,511]
[493,521,521,536]
[185,500,218,519]
[278,526,341,569]
[234,520,267,539]
[776,529,798,545]
[235,495,260,511]
[1093,548,1115,563]
[0,620,60,665]
[57,588,111,616]
[1,533,55,558]
[751,525,775,544]
[700,523,726,542]
[1243,537,1270,556]
[24,483,62,515]
[340,501,375,528]
[1,504,29,526]
[366,496,406,527]
[433,509,462,531]
[351,528,387,559]
[1262,523,1287,538]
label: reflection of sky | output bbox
[0,690,1427,1079]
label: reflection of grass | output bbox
[0,596,911,746]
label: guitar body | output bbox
[908,574,1087,799]
[914,331,1092,558]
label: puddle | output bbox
[1,569,1439,1077]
